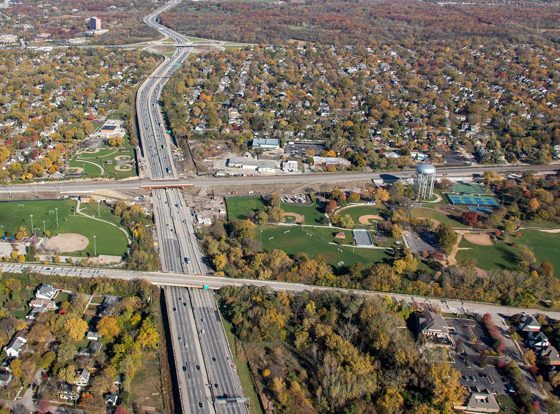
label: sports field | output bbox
[334,205,384,225]
[411,207,467,228]
[226,195,325,224]
[456,230,560,276]
[446,194,499,207]
[451,182,489,195]
[259,226,392,267]
[0,199,129,257]
[68,147,137,179]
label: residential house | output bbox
[527,331,550,351]
[99,295,121,317]
[86,331,100,341]
[74,368,90,388]
[106,393,118,407]
[4,336,27,358]
[413,310,452,344]
[0,370,12,387]
[58,383,80,401]
[540,345,560,366]
[29,299,57,310]
[517,314,541,333]
[35,284,59,300]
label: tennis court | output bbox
[447,194,499,207]
[451,182,489,195]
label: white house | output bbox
[35,284,59,301]
[74,369,90,388]
[4,336,27,358]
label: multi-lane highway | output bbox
[137,2,246,412]
[166,287,214,413]
[189,288,247,412]
[1,163,558,195]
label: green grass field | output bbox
[68,147,137,179]
[281,202,325,224]
[226,195,325,224]
[334,205,384,225]
[0,199,128,257]
[226,196,267,221]
[456,230,560,276]
[259,226,391,267]
[411,207,467,228]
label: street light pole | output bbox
[97,201,100,218]
[93,235,97,257]
[30,214,34,235]
[55,208,59,227]
[43,220,46,236]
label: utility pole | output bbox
[43,220,46,236]
[55,208,59,227]
[30,214,34,235]
[97,200,100,218]
[93,235,97,257]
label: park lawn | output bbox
[68,147,137,179]
[518,229,560,274]
[223,319,264,414]
[260,226,391,267]
[57,215,128,257]
[411,207,467,228]
[0,199,76,235]
[226,195,267,221]
[79,201,123,226]
[0,199,128,257]
[456,239,518,271]
[281,201,325,224]
[457,230,560,277]
[334,204,385,225]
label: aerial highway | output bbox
[2,262,560,321]
[136,1,226,412]
[1,163,558,195]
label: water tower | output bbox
[415,163,436,200]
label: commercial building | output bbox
[227,157,277,173]
[281,160,299,172]
[252,138,280,150]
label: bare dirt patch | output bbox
[67,167,84,174]
[464,233,493,246]
[358,214,383,225]
[44,233,89,253]
[282,212,304,224]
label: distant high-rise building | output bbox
[86,17,101,31]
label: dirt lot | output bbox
[282,212,304,224]
[358,214,383,225]
[43,233,88,253]
[464,233,493,246]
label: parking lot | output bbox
[449,318,509,395]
